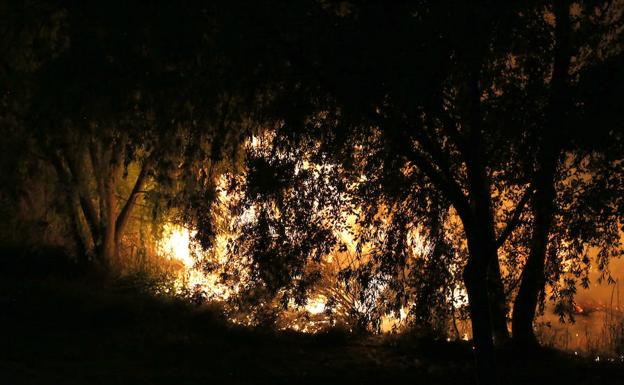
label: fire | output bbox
[159,224,207,291]
[157,222,253,304]
[159,224,195,268]
[305,296,327,315]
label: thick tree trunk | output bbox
[512,0,569,346]
[464,232,499,385]
[67,192,90,260]
[100,174,117,268]
[65,147,100,246]
[461,41,504,383]
[99,222,117,268]
[512,154,556,345]
[462,134,501,382]
[50,152,93,261]
[50,131,149,270]
[488,256,510,344]
[97,158,119,267]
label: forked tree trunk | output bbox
[463,146,502,384]
[461,42,504,383]
[48,128,152,270]
[50,151,93,262]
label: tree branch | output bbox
[64,146,101,243]
[403,144,471,223]
[495,184,534,249]
[115,158,152,242]
[49,151,94,256]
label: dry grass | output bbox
[536,281,624,361]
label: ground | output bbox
[1,260,623,385]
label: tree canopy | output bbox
[1,1,623,384]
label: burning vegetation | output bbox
[1,1,624,384]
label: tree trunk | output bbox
[50,152,93,262]
[115,159,150,245]
[97,161,118,267]
[50,131,148,270]
[512,154,556,345]
[488,256,510,344]
[461,39,503,382]
[65,147,100,246]
[462,142,501,382]
[100,222,117,268]
[512,0,569,346]
[67,192,90,260]
[464,232,499,385]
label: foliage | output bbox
[1,2,623,370]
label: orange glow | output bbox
[159,224,195,268]
[158,223,235,300]
[305,295,327,315]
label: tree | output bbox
[10,0,259,268]
[484,0,624,345]
[241,1,623,381]
[294,3,524,381]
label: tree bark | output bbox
[50,151,93,261]
[115,158,150,245]
[464,229,499,385]
[98,164,118,267]
[463,122,502,383]
[511,155,556,345]
[64,147,101,245]
[460,29,504,382]
[488,186,534,344]
[488,256,510,344]
[511,0,570,345]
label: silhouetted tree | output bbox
[3,1,263,267]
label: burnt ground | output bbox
[1,260,623,385]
